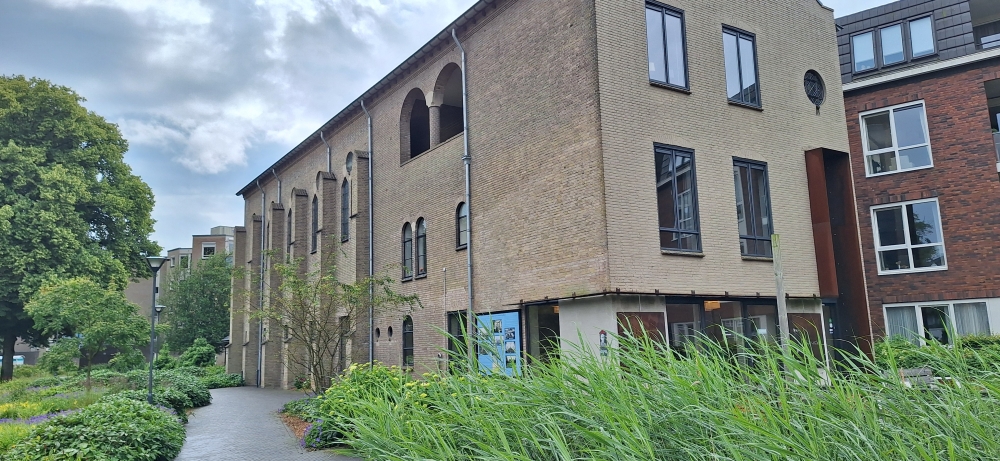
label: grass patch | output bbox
[303,336,1000,460]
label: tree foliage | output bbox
[160,254,233,351]
[255,258,420,393]
[26,277,149,390]
[0,75,158,381]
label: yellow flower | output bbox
[420,393,428,398]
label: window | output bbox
[311,196,319,252]
[415,218,427,277]
[655,145,700,252]
[733,159,772,257]
[402,316,414,367]
[885,301,991,345]
[861,102,932,176]
[201,242,216,259]
[402,223,413,280]
[645,2,687,89]
[909,17,935,57]
[880,24,904,66]
[456,202,469,250]
[852,31,876,72]
[287,209,293,254]
[852,18,935,74]
[341,179,350,242]
[871,198,946,274]
[723,27,760,107]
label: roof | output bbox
[236,0,498,197]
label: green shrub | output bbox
[283,397,322,422]
[3,395,184,461]
[306,362,412,447]
[36,338,78,376]
[154,370,211,408]
[0,423,31,452]
[11,366,46,380]
[24,377,64,389]
[153,352,178,370]
[106,388,192,424]
[199,372,244,389]
[178,338,217,368]
[108,349,147,372]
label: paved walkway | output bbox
[175,387,360,461]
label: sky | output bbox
[0,0,880,252]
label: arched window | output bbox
[401,223,413,280]
[435,63,464,141]
[287,208,293,250]
[311,196,319,252]
[341,179,350,242]
[400,89,430,162]
[456,202,468,250]
[402,316,414,367]
[415,218,427,277]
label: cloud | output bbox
[0,0,474,248]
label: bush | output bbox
[106,389,192,424]
[154,369,211,408]
[306,362,412,447]
[283,397,322,422]
[199,372,244,389]
[0,423,31,452]
[3,396,184,461]
[178,338,217,368]
[108,349,147,372]
[11,366,46,380]
[36,338,78,376]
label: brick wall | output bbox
[843,59,1000,336]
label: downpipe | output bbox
[452,29,474,364]
[361,100,374,364]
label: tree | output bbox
[26,278,149,391]
[159,254,233,351]
[256,259,420,393]
[0,76,158,381]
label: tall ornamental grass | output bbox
[315,336,1000,460]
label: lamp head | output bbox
[154,304,165,314]
[146,256,168,274]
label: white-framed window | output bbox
[860,101,933,176]
[871,198,946,275]
[201,242,216,259]
[885,301,992,345]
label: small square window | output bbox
[909,17,935,58]
[852,32,876,73]
[201,243,216,259]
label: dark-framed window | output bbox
[655,145,700,252]
[402,316,414,367]
[341,179,350,242]
[456,202,469,250]
[287,209,293,249]
[723,27,760,107]
[311,195,319,252]
[733,159,773,257]
[402,223,413,280]
[415,218,427,277]
[851,17,935,74]
[645,2,687,89]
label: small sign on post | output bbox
[772,234,790,354]
[599,330,608,357]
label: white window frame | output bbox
[201,242,217,259]
[870,198,947,275]
[860,101,934,177]
[883,300,993,346]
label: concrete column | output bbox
[428,104,441,147]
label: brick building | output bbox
[836,0,1000,344]
[231,0,869,388]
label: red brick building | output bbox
[837,0,1000,344]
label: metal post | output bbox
[772,234,790,354]
[147,270,158,404]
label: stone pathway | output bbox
[175,387,360,461]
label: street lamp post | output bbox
[146,256,168,405]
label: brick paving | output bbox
[175,387,360,461]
